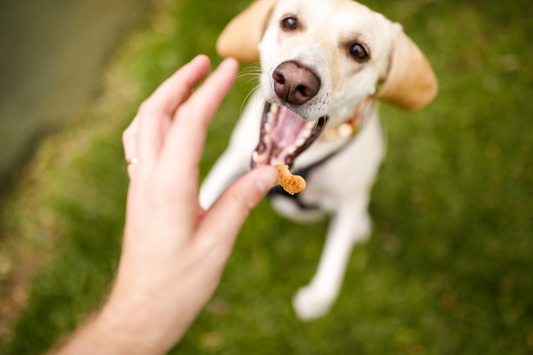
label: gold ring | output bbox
[127,157,139,166]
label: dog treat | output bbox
[274,164,306,195]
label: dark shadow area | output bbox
[0,0,150,203]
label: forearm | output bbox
[52,271,213,355]
[52,302,176,355]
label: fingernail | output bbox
[256,167,279,193]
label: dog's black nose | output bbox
[272,61,320,106]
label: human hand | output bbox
[55,55,278,354]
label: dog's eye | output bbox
[281,17,298,31]
[349,43,369,62]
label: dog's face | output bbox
[259,0,393,124]
[217,0,437,169]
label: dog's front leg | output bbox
[199,148,249,209]
[293,193,372,321]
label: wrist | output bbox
[53,305,165,355]
[97,276,199,355]
[95,294,171,355]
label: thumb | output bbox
[196,166,279,248]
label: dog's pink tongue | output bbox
[270,106,306,147]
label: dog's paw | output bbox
[292,285,335,321]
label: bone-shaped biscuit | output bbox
[274,164,306,195]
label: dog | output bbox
[199,0,437,321]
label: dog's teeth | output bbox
[298,121,315,138]
[267,111,275,125]
[265,122,271,132]
[300,128,312,138]
[271,103,279,113]
[296,138,306,147]
[287,146,297,154]
[263,135,270,144]
[252,151,259,162]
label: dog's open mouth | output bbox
[251,102,328,169]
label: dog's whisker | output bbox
[250,83,265,114]
[239,71,262,75]
[245,77,261,85]
[240,83,262,114]
[237,71,262,78]
[237,73,261,80]
[237,71,261,76]
[240,65,262,72]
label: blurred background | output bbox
[0,0,149,200]
[0,0,532,354]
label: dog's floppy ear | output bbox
[217,0,277,63]
[375,24,438,111]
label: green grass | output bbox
[1,0,533,353]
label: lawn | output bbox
[1,0,533,353]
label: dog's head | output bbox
[218,0,438,168]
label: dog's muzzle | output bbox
[272,61,321,106]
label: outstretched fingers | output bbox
[136,55,211,167]
[161,58,239,173]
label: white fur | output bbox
[200,0,398,320]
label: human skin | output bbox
[52,55,279,355]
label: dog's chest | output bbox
[289,108,386,204]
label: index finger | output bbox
[161,58,239,172]
[136,55,211,166]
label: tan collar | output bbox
[319,97,373,141]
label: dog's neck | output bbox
[288,96,375,171]
[319,97,372,142]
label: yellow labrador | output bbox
[199,0,437,320]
